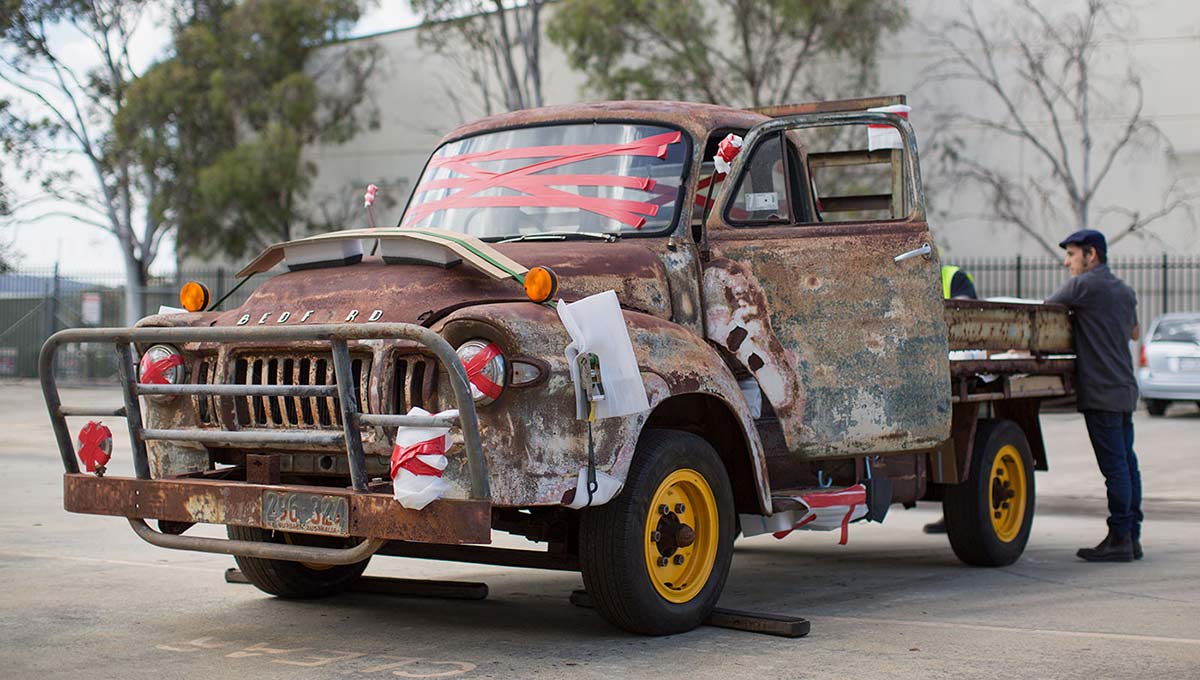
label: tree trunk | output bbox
[123,252,148,326]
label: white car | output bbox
[1137,312,1200,416]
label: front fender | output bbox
[435,302,768,511]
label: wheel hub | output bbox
[988,445,1027,543]
[643,469,719,604]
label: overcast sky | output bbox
[3,4,419,273]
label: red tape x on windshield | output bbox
[402,131,683,230]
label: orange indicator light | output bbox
[524,266,558,304]
[180,281,210,312]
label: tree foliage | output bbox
[118,0,380,261]
[410,0,545,119]
[924,0,1194,255]
[547,0,908,108]
[1,0,160,322]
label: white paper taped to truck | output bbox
[557,290,650,420]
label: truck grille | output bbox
[191,353,372,429]
[393,353,438,415]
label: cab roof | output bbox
[441,101,771,145]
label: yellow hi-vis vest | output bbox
[941,266,975,299]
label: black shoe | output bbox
[1076,531,1134,563]
[923,518,947,534]
[1133,539,1143,560]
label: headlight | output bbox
[138,344,186,399]
[456,339,506,405]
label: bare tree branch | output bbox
[922,0,1190,253]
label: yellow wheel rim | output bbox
[989,445,1027,543]
[643,469,719,604]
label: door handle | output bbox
[894,242,932,263]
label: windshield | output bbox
[401,123,689,238]
[1152,318,1200,343]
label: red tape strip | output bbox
[403,131,682,229]
[867,109,909,129]
[139,353,183,385]
[77,421,112,472]
[772,513,816,540]
[462,342,503,400]
[838,504,858,545]
[800,485,867,509]
[391,437,445,479]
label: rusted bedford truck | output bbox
[42,96,1075,635]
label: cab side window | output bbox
[796,124,908,222]
[726,133,791,225]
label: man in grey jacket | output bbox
[1046,229,1143,562]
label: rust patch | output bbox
[726,327,748,352]
[183,494,226,524]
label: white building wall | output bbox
[305,0,1200,256]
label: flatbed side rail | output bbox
[944,299,1074,354]
[39,323,489,500]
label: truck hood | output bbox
[214,240,673,327]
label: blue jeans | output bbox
[1082,411,1143,539]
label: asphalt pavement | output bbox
[1,382,1198,679]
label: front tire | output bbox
[579,429,735,635]
[227,526,370,598]
[944,419,1035,567]
[1145,399,1168,417]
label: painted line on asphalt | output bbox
[0,550,217,573]
[816,615,1200,646]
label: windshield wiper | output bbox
[497,231,621,244]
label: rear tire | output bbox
[227,526,370,598]
[579,429,735,635]
[944,419,1035,567]
[1145,399,1168,417]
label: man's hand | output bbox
[1132,324,1141,342]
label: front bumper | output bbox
[64,474,491,543]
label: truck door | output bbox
[701,111,950,459]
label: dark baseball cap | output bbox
[1058,229,1107,258]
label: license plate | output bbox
[1181,358,1200,372]
[261,491,349,536]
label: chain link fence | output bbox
[1,266,265,383]
[2,256,1198,383]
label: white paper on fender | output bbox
[557,290,650,420]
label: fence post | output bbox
[1162,253,1169,315]
[48,262,60,337]
[1014,255,1022,299]
[216,267,226,303]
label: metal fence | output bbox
[958,255,1200,335]
[0,266,265,381]
[2,256,1198,381]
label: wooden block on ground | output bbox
[569,589,810,637]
